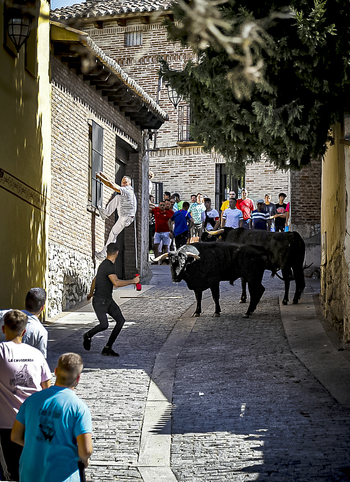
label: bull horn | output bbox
[206,228,224,236]
[185,253,201,260]
[153,253,169,262]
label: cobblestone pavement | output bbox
[46,267,350,482]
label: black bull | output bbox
[157,242,271,317]
[205,227,306,305]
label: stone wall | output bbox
[48,242,94,317]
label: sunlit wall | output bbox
[0,0,51,309]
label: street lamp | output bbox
[167,84,182,109]
[6,7,33,54]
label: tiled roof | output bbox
[51,22,168,128]
[51,0,172,21]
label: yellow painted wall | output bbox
[0,0,51,309]
[321,123,350,340]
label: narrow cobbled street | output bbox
[46,266,350,482]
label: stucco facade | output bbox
[0,0,51,309]
[321,121,350,341]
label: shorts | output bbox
[154,231,171,246]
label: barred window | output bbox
[124,31,142,47]
[178,105,193,142]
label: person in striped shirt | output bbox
[250,199,270,231]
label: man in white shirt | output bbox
[95,173,137,260]
[202,198,220,232]
[0,310,51,481]
[222,199,243,228]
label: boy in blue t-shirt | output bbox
[11,353,93,482]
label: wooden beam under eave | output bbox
[140,16,150,24]
[116,18,127,26]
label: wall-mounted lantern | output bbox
[6,6,33,53]
[167,84,182,109]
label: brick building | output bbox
[49,22,167,316]
[52,1,321,239]
[51,0,295,211]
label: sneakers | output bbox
[83,333,91,351]
[101,346,119,357]
[95,250,105,261]
[97,206,108,221]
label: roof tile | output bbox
[51,0,171,21]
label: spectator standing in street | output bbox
[95,173,137,260]
[263,193,277,231]
[11,352,93,482]
[0,310,51,481]
[202,198,220,232]
[189,193,206,239]
[250,199,270,230]
[168,202,193,248]
[150,200,174,257]
[163,191,171,201]
[83,243,140,357]
[0,287,48,357]
[272,192,288,232]
[236,189,254,229]
[220,190,236,225]
[22,287,48,358]
[221,199,243,228]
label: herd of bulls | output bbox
[154,227,306,318]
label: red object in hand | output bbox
[135,274,142,291]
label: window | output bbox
[178,105,193,142]
[124,31,142,47]
[89,121,103,208]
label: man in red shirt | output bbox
[236,189,255,229]
[150,200,174,257]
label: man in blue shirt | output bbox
[11,352,93,482]
[168,202,193,249]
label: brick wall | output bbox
[245,158,290,205]
[149,146,216,203]
[290,158,322,237]
[49,55,144,316]
[85,20,220,206]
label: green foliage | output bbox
[161,0,350,169]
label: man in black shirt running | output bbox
[83,243,140,356]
